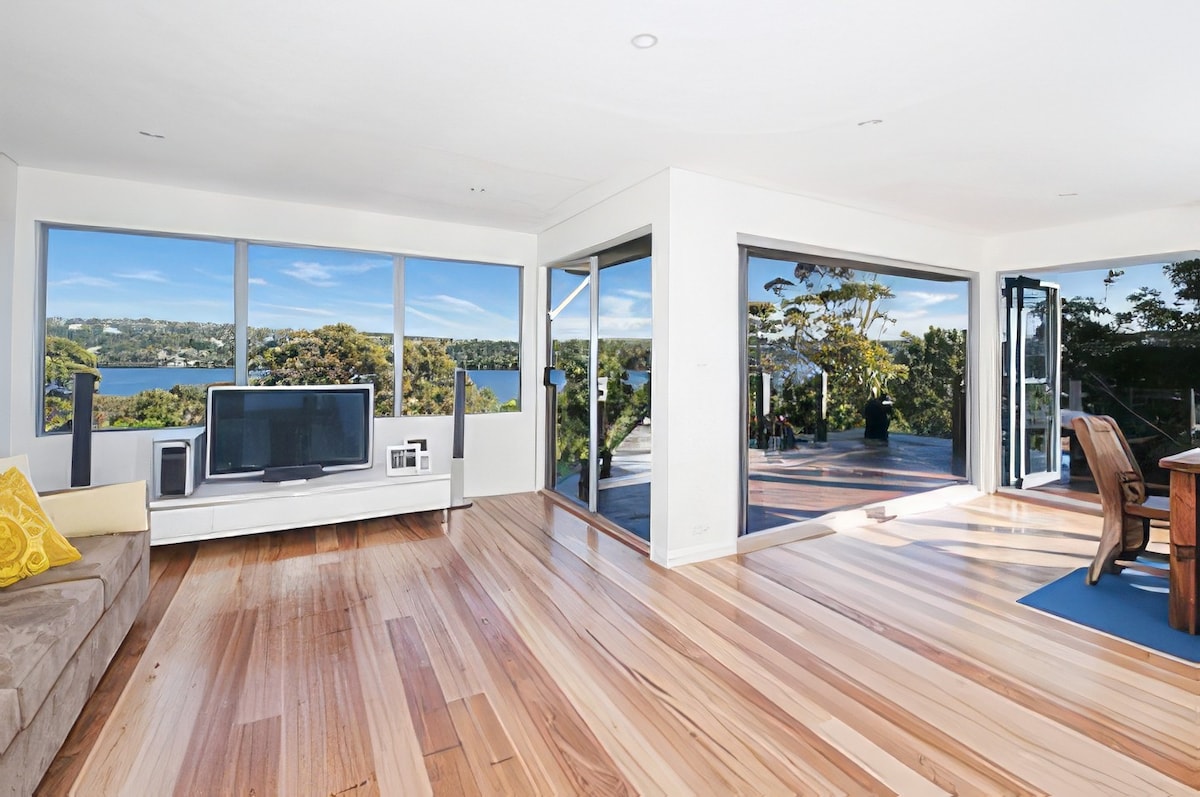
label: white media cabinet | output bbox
[148,466,452,545]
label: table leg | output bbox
[1168,470,1199,634]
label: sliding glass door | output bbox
[547,261,595,507]
[546,238,653,542]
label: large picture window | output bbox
[402,258,521,415]
[248,244,395,416]
[39,225,522,432]
[42,227,234,432]
[742,248,969,534]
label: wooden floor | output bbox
[39,492,1199,796]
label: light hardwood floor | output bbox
[40,492,1199,796]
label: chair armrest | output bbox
[39,481,149,537]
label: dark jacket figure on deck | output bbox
[862,394,893,443]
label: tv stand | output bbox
[261,464,326,482]
[148,464,451,545]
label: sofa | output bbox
[0,455,149,797]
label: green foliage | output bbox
[46,318,234,368]
[44,336,101,392]
[401,337,500,415]
[44,321,519,432]
[1059,260,1200,481]
[889,328,966,437]
[755,266,908,432]
[551,339,651,473]
[43,336,101,431]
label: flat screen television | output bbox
[205,384,374,481]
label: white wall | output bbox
[538,168,986,566]
[0,155,17,457]
[663,170,985,563]
[537,171,672,560]
[6,168,540,496]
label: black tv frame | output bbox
[204,383,374,482]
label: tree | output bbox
[43,336,102,431]
[550,338,650,477]
[890,327,966,437]
[401,337,499,415]
[254,323,395,415]
[762,266,907,430]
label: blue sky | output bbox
[549,257,652,340]
[46,228,235,323]
[1042,262,1175,323]
[46,229,521,340]
[747,257,969,339]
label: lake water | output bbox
[97,367,647,405]
[98,367,235,396]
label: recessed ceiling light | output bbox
[138,130,166,139]
[856,119,883,127]
[630,33,658,49]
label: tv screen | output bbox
[205,384,374,480]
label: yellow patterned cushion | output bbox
[0,467,81,587]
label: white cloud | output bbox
[51,274,117,289]
[280,259,389,287]
[405,306,469,331]
[430,294,486,314]
[598,315,652,337]
[600,295,636,317]
[254,302,337,318]
[248,277,268,286]
[902,291,959,307]
[115,269,169,283]
[282,261,337,287]
[620,289,652,300]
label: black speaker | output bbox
[157,443,189,496]
[452,368,466,459]
[450,368,470,508]
[70,372,96,487]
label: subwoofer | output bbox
[152,431,204,498]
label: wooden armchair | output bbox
[1070,415,1171,584]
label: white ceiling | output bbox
[3,0,1199,236]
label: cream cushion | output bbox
[0,454,148,537]
[40,482,149,538]
[0,455,30,481]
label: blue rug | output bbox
[1018,564,1200,663]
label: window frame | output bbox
[36,221,524,434]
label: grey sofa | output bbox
[0,456,149,797]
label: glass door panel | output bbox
[596,256,652,541]
[1003,277,1061,488]
[548,263,594,507]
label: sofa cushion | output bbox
[0,533,147,609]
[40,481,149,538]
[0,467,81,587]
[0,579,102,733]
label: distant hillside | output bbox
[47,318,521,370]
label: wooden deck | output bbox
[40,492,1199,795]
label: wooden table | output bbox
[1158,449,1200,633]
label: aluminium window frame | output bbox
[35,221,525,434]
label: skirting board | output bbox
[661,540,739,568]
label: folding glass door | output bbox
[1002,276,1062,488]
